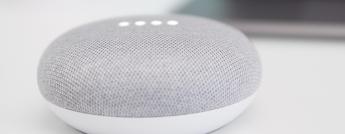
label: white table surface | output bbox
[1,0,345,134]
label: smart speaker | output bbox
[37,15,261,134]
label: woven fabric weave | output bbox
[38,15,261,117]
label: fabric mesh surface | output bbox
[37,15,261,117]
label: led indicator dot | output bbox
[118,21,130,27]
[167,20,178,26]
[135,21,146,26]
[151,20,162,26]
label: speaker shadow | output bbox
[37,105,84,134]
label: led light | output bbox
[167,20,178,26]
[151,20,162,26]
[118,21,130,27]
[135,21,146,26]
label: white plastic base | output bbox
[48,94,256,134]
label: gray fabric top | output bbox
[37,15,261,117]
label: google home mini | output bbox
[37,15,261,134]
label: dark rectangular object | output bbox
[176,0,345,38]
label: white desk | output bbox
[1,1,345,133]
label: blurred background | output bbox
[1,0,345,134]
[178,0,345,38]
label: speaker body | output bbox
[37,15,261,134]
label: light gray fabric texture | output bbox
[37,15,261,117]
